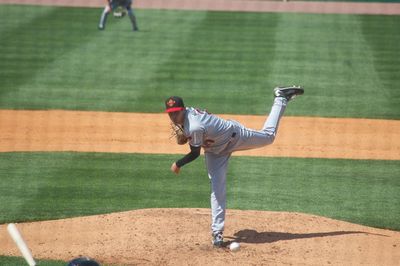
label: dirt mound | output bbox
[0,208,399,265]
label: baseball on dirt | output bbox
[229,242,240,252]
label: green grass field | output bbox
[0,5,399,118]
[0,4,399,265]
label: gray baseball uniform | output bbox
[183,97,287,233]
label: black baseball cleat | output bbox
[274,86,304,101]
[212,231,224,248]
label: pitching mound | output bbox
[0,208,399,265]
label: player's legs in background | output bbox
[98,5,112,30]
[205,152,231,245]
[126,2,139,31]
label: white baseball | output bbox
[229,241,240,252]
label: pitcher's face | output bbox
[168,110,185,125]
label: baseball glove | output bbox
[113,6,127,18]
[170,123,188,145]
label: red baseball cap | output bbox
[165,96,185,113]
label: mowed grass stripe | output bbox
[0,256,65,266]
[0,152,399,231]
[0,6,399,118]
[270,14,383,118]
[0,6,98,93]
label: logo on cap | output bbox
[165,96,185,113]
[167,99,176,107]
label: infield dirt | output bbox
[1,0,400,265]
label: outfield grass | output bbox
[1,152,399,231]
[0,5,399,118]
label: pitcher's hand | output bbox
[171,162,180,174]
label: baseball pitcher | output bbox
[166,86,304,247]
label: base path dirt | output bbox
[1,109,399,160]
[0,209,399,265]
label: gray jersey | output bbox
[183,107,241,154]
[172,90,301,239]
